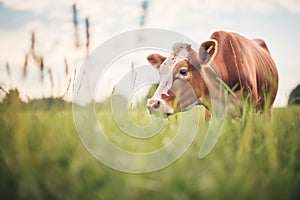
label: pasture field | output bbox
[0,94,299,200]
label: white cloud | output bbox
[147,0,300,16]
[1,0,71,14]
[275,0,300,14]
[2,0,300,21]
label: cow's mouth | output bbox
[147,98,174,117]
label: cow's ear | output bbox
[147,54,166,70]
[198,39,218,66]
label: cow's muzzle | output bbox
[147,99,160,110]
[147,99,173,116]
[147,99,161,112]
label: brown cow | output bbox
[146,31,278,117]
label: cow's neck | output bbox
[197,64,226,111]
[190,69,211,110]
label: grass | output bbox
[0,92,300,200]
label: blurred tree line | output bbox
[288,84,300,105]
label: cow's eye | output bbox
[179,69,187,76]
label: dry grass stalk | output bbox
[111,85,116,95]
[72,3,80,48]
[62,77,71,98]
[76,70,85,95]
[39,57,44,82]
[140,0,149,27]
[5,62,13,88]
[72,69,77,94]
[30,31,35,54]
[131,61,137,91]
[23,53,29,78]
[39,57,44,71]
[64,58,69,76]
[29,31,45,71]
[48,68,54,96]
[5,61,11,77]
[85,17,90,56]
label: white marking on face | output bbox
[148,43,192,113]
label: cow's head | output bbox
[146,40,218,115]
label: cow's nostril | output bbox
[153,101,160,110]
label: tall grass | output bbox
[0,91,299,200]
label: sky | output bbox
[0,0,299,106]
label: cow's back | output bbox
[209,31,278,110]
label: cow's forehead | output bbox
[160,42,191,70]
[172,42,191,59]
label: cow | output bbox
[146,31,278,117]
